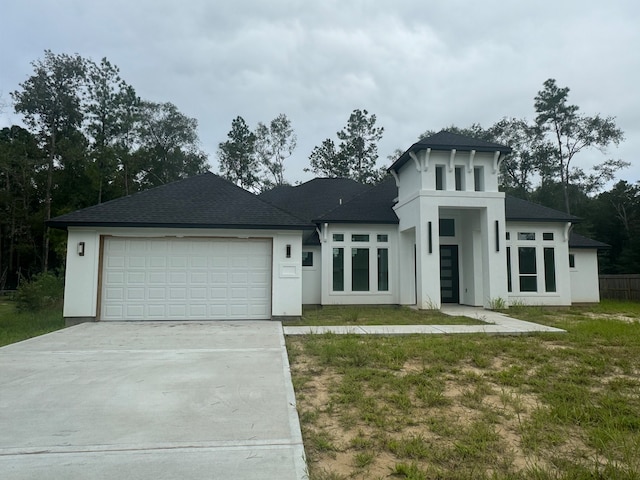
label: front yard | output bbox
[3,297,639,479]
[287,301,640,479]
[0,300,64,347]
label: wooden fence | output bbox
[599,275,640,301]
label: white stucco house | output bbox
[49,131,607,324]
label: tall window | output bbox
[435,165,445,190]
[474,166,484,191]
[378,248,389,291]
[518,247,537,292]
[454,166,464,191]
[332,248,344,291]
[351,248,369,291]
[544,248,556,292]
[506,247,512,292]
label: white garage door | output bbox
[101,237,272,321]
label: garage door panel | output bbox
[210,305,228,317]
[250,271,270,283]
[102,238,271,321]
[210,272,228,284]
[127,288,145,300]
[210,287,228,299]
[248,256,271,268]
[167,305,187,317]
[148,305,166,317]
[105,272,125,285]
[187,286,204,298]
[104,305,124,318]
[231,272,248,284]
[168,272,187,284]
[106,256,125,268]
[190,272,207,284]
[169,288,187,300]
[127,256,146,268]
[230,287,248,299]
[148,288,166,300]
[209,256,228,268]
[190,254,208,266]
[149,256,167,268]
[250,287,269,299]
[125,305,145,318]
[230,304,248,316]
[147,272,166,284]
[104,287,124,301]
[127,272,145,284]
[170,256,188,268]
[188,305,207,317]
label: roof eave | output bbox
[311,219,399,225]
[48,221,314,231]
[505,217,580,223]
[389,144,512,173]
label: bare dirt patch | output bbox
[584,312,639,323]
[288,326,640,479]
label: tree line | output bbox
[1,50,637,290]
[212,79,639,274]
[1,51,208,288]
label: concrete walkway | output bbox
[0,322,307,480]
[283,305,565,335]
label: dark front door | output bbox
[440,245,459,303]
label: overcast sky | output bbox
[1,0,638,186]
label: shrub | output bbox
[14,272,64,312]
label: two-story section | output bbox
[388,131,512,309]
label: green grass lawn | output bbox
[0,300,65,347]
[287,301,640,480]
[283,305,484,326]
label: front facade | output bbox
[63,227,303,322]
[51,132,605,324]
[286,132,603,311]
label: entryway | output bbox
[440,245,459,303]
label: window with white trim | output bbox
[454,166,464,191]
[435,165,445,190]
[330,231,391,293]
[507,232,558,295]
[302,251,313,267]
[518,247,537,292]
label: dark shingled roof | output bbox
[259,177,369,222]
[505,195,579,222]
[569,232,609,249]
[315,177,399,224]
[48,172,312,230]
[390,130,512,173]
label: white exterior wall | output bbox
[505,222,572,306]
[319,224,398,305]
[302,246,321,304]
[63,229,101,318]
[63,227,303,320]
[569,249,601,303]
[393,149,509,309]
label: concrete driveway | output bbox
[0,322,307,479]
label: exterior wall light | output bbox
[286,244,291,258]
[77,242,85,256]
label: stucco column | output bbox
[480,202,508,306]
[415,198,441,309]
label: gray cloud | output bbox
[1,0,638,183]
